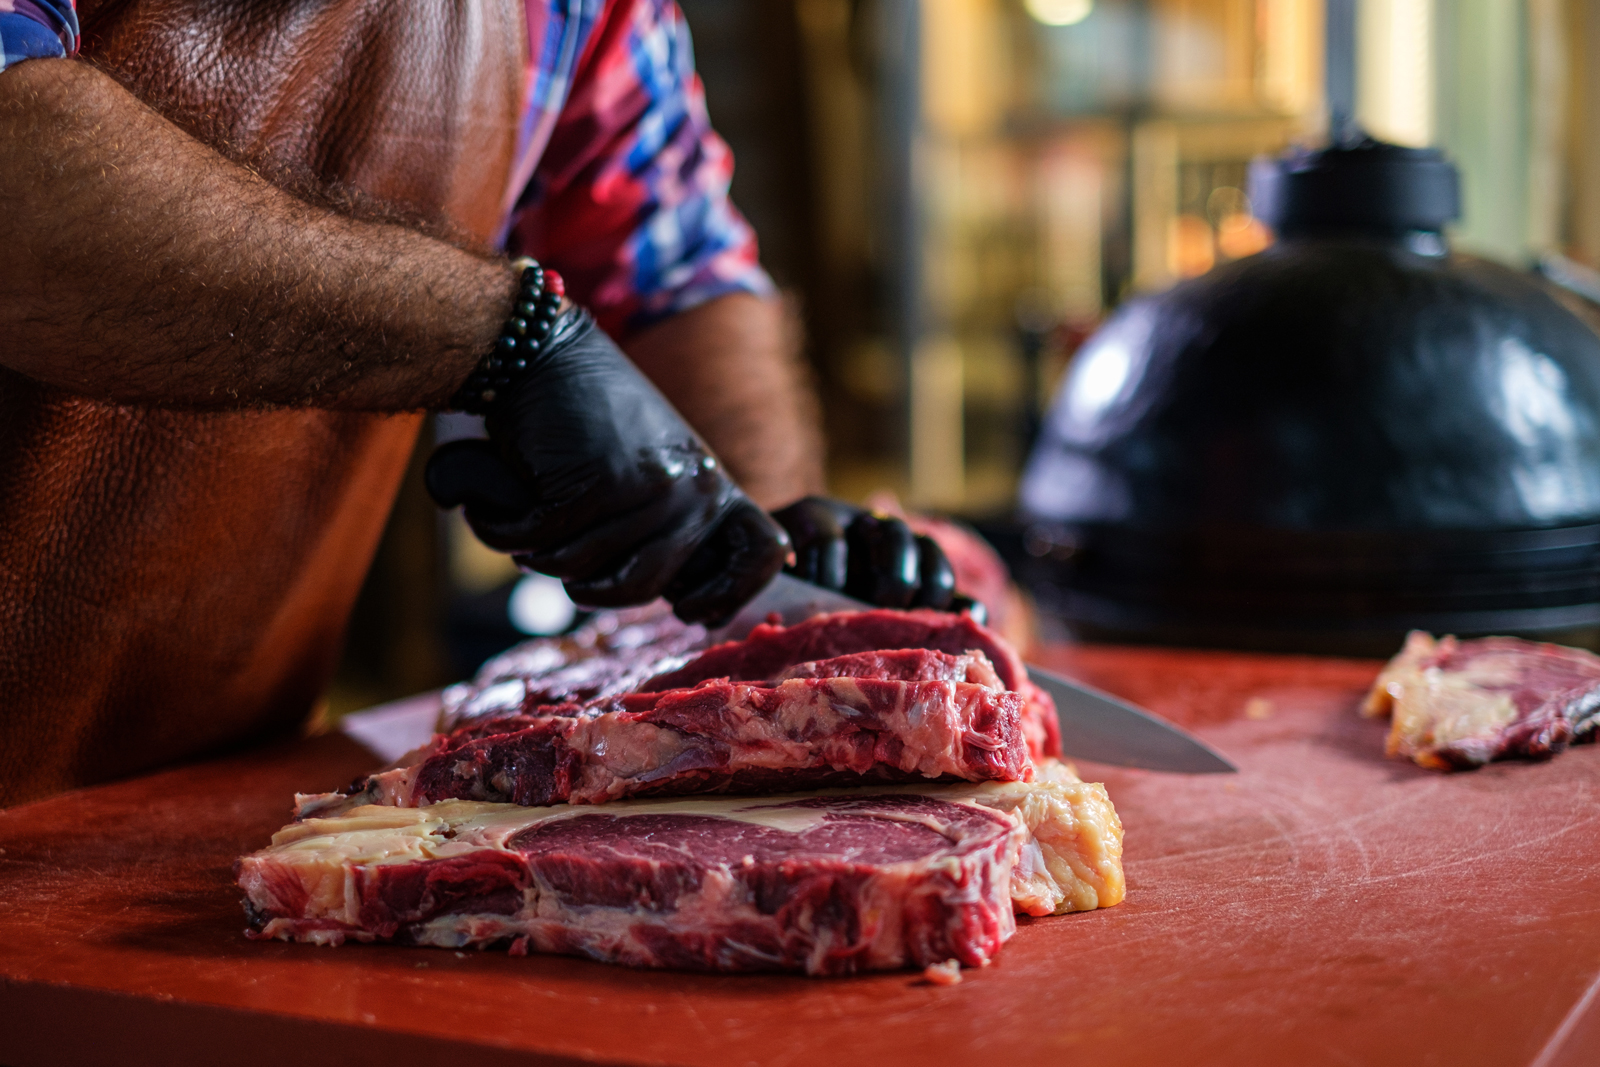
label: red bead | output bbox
[544,270,565,298]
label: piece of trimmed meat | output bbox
[240,763,1124,976]
[1363,631,1600,770]
[301,657,1029,817]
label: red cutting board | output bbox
[2,645,1598,1067]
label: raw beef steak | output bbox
[240,765,1124,975]
[301,650,1029,816]
[645,609,1029,691]
[1363,631,1600,770]
[441,602,705,727]
[438,607,1061,761]
[646,610,1062,761]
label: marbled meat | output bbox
[436,607,1062,763]
[303,649,1029,816]
[440,602,706,726]
[643,609,1061,761]
[240,763,1124,976]
[1363,631,1600,770]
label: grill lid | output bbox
[1018,136,1600,653]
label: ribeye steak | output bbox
[439,609,1061,775]
[241,763,1123,975]
[303,649,1029,816]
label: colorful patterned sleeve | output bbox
[0,0,77,71]
[505,0,773,341]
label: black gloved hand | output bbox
[425,306,789,627]
[770,496,959,612]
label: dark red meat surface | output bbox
[643,610,1028,692]
[315,610,1059,824]
[312,667,1028,814]
[244,793,1022,975]
[441,602,704,725]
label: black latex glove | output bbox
[770,496,961,613]
[425,306,789,627]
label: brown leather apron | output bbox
[0,0,523,806]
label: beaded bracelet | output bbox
[450,256,566,414]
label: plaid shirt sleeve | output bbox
[505,0,773,341]
[0,0,77,71]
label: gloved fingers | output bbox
[844,513,920,609]
[771,496,857,537]
[424,439,535,519]
[949,594,988,626]
[666,500,791,626]
[553,502,726,608]
[495,438,724,559]
[513,472,722,582]
[909,534,957,610]
[798,536,849,591]
[771,496,853,589]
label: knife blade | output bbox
[1025,664,1235,773]
[711,573,1236,774]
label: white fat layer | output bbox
[1363,632,1525,762]
[1398,668,1518,748]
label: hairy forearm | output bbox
[0,58,510,409]
[625,293,825,509]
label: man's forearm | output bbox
[0,58,508,409]
[0,59,825,504]
[624,293,825,509]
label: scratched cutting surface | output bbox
[2,644,1599,1067]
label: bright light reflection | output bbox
[1024,0,1092,27]
[1067,339,1133,425]
[1494,337,1593,520]
[1497,338,1573,447]
[1056,304,1156,438]
[509,572,577,636]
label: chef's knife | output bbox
[711,573,1236,774]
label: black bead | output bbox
[493,374,512,388]
[509,317,529,337]
[496,335,518,354]
[540,291,562,312]
[532,319,552,338]
[523,339,542,355]
[512,358,528,371]
[517,300,540,318]
[486,357,502,372]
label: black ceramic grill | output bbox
[1016,138,1600,655]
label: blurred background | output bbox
[330,0,1600,712]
